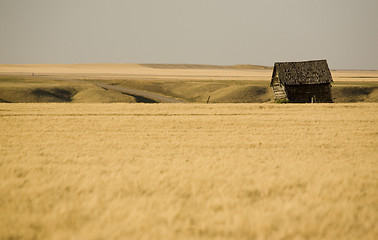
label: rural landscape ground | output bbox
[0,63,377,103]
[0,64,377,239]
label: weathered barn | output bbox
[270,60,333,103]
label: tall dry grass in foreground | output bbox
[0,103,377,240]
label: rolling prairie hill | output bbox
[0,63,377,103]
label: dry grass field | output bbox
[1,103,377,240]
[0,64,377,103]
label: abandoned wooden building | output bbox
[270,60,333,103]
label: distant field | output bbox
[0,63,377,103]
[0,103,377,239]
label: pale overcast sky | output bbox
[0,0,377,69]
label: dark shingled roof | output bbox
[271,60,333,86]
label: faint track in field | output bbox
[59,79,183,103]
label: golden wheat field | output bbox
[0,103,377,240]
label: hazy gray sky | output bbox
[0,0,377,69]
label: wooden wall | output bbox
[284,84,333,103]
[272,72,288,101]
